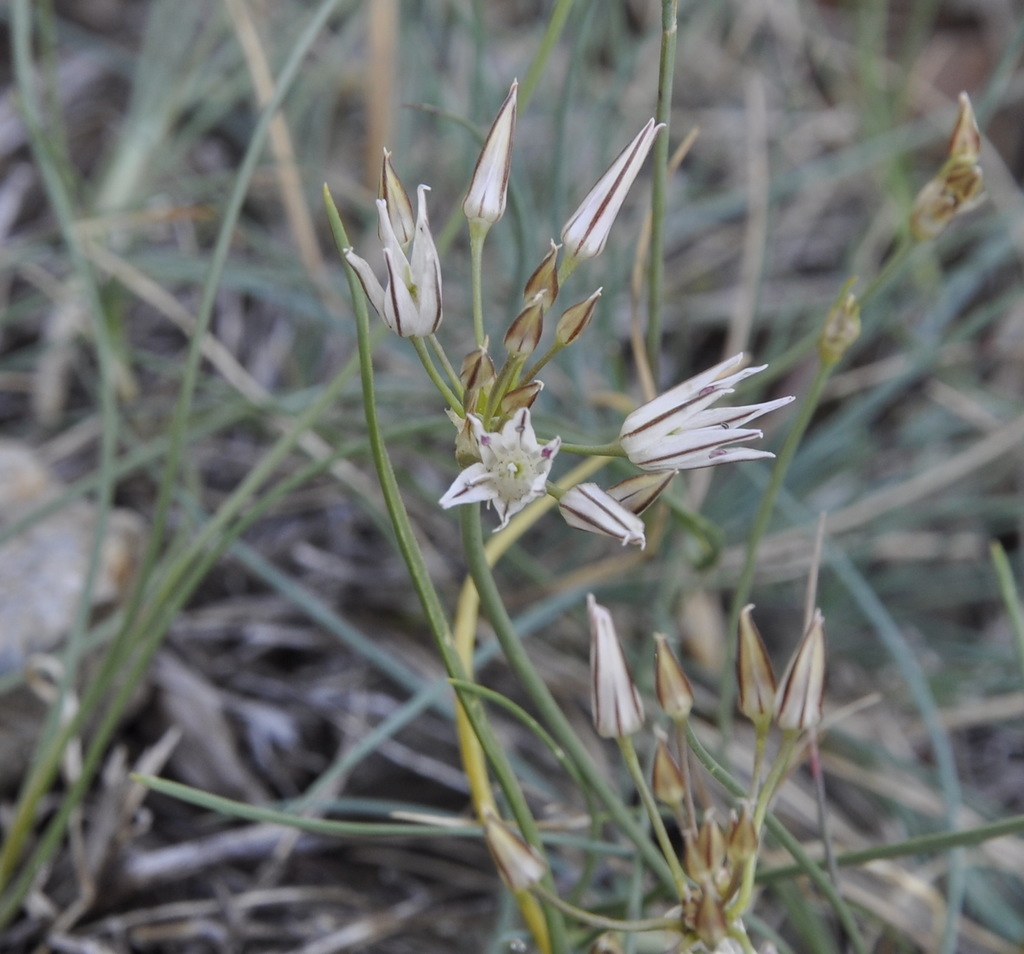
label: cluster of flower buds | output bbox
[338,82,793,549]
[910,92,984,241]
[583,594,828,949]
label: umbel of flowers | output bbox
[487,597,829,954]
[340,81,794,549]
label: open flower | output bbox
[439,408,560,529]
[343,184,442,337]
[619,354,794,472]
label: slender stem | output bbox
[429,332,464,394]
[645,0,678,375]
[618,737,689,897]
[459,507,677,890]
[530,884,684,935]
[521,340,565,384]
[990,541,1024,686]
[557,440,627,457]
[469,223,487,347]
[411,336,463,412]
[518,0,575,109]
[328,191,566,954]
[685,724,870,954]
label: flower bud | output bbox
[463,80,517,229]
[818,281,860,366]
[559,483,646,548]
[588,594,645,738]
[774,610,826,732]
[554,288,602,346]
[482,808,546,892]
[652,726,686,806]
[694,812,726,877]
[524,240,560,310]
[725,802,758,869]
[499,379,544,415]
[694,878,728,947]
[587,934,625,954]
[654,633,694,720]
[909,93,984,241]
[503,295,544,357]
[735,605,776,727]
[378,148,415,248]
[561,118,664,264]
[606,470,676,516]
[460,344,496,393]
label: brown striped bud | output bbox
[503,295,544,357]
[818,283,860,366]
[694,878,728,947]
[726,802,758,869]
[588,594,645,738]
[774,610,826,731]
[482,808,546,892]
[554,288,602,346]
[524,240,560,310]
[460,344,496,393]
[606,470,676,516]
[652,727,686,806]
[378,149,415,248]
[463,80,517,229]
[654,633,694,720]
[498,379,544,415]
[736,605,776,727]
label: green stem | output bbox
[990,541,1024,687]
[469,223,487,347]
[411,336,463,412]
[459,505,677,890]
[645,0,678,375]
[530,884,684,935]
[429,332,464,395]
[685,725,870,954]
[327,190,567,954]
[518,0,575,110]
[618,737,689,897]
[521,340,565,384]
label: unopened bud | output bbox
[694,878,728,947]
[588,594,645,738]
[503,295,544,357]
[554,288,602,346]
[818,281,860,365]
[524,240,560,310]
[460,343,496,393]
[910,93,984,241]
[654,633,694,720]
[652,727,686,806]
[606,470,676,516]
[378,149,415,248]
[561,119,663,264]
[949,91,981,164]
[726,803,758,869]
[736,605,776,727]
[774,610,826,731]
[482,808,547,892]
[499,379,544,415]
[558,483,646,548]
[463,80,517,229]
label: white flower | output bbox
[588,594,645,738]
[439,408,560,529]
[558,483,646,548]
[560,118,663,263]
[463,80,517,229]
[343,184,442,337]
[619,353,794,472]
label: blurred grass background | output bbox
[1,0,1023,951]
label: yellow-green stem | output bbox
[618,736,689,897]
